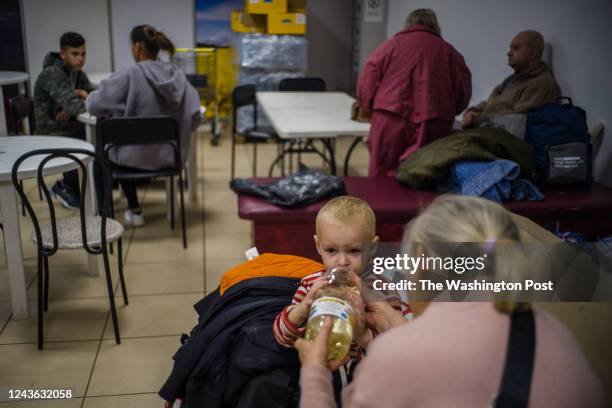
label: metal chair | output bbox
[231,84,279,180]
[278,77,326,92]
[12,149,128,350]
[8,94,31,135]
[97,116,187,249]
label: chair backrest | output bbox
[279,77,326,92]
[232,84,258,133]
[97,116,181,171]
[9,94,31,134]
[11,149,114,256]
[9,94,30,120]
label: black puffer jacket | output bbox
[159,277,302,408]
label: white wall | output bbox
[110,0,195,70]
[387,0,612,184]
[23,0,113,86]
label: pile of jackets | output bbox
[159,254,324,408]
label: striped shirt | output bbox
[273,271,412,358]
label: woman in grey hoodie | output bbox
[86,25,201,227]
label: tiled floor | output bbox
[0,128,370,407]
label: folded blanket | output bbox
[441,159,544,203]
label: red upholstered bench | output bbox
[238,177,612,260]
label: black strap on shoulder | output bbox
[494,308,536,408]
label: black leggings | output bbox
[94,164,143,211]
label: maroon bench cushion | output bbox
[237,177,612,258]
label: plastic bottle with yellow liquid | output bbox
[304,268,360,360]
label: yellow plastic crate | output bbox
[245,0,287,14]
[267,12,306,35]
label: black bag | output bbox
[230,165,346,208]
[525,97,591,185]
[545,142,593,185]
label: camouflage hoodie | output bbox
[34,52,96,136]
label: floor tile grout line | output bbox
[0,268,38,337]
[201,132,208,296]
[81,309,111,407]
[82,391,163,400]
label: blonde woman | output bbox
[296,195,604,407]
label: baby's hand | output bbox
[288,277,328,326]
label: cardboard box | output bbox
[245,0,287,14]
[288,0,306,12]
[267,12,306,35]
[231,10,266,33]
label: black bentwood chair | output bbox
[97,116,187,249]
[12,148,128,350]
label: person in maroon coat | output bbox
[357,9,472,177]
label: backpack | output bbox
[525,97,591,185]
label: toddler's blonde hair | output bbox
[316,196,376,241]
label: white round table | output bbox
[0,136,98,320]
[0,71,30,136]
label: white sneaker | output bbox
[124,209,145,227]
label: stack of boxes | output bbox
[231,0,307,35]
[231,0,308,131]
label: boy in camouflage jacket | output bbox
[34,32,96,208]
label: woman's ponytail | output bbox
[153,30,175,56]
[131,24,175,58]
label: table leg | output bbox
[84,121,96,145]
[0,184,29,319]
[0,87,7,136]
[17,83,30,134]
[320,138,337,175]
[79,167,99,277]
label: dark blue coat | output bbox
[159,276,302,408]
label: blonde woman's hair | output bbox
[405,8,441,35]
[316,196,376,241]
[402,195,529,314]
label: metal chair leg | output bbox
[253,143,258,177]
[20,180,25,216]
[102,248,121,345]
[344,137,364,176]
[231,131,236,180]
[178,173,187,249]
[117,238,128,305]
[170,176,175,230]
[43,255,49,312]
[37,253,44,350]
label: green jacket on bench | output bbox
[396,127,536,189]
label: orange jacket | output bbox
[220,253,324,295]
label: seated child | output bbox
[273,196,410,358]
[34,32,95,209]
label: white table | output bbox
[0,71,30,136]
[256,92,370,174]
[0,136,98,320]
